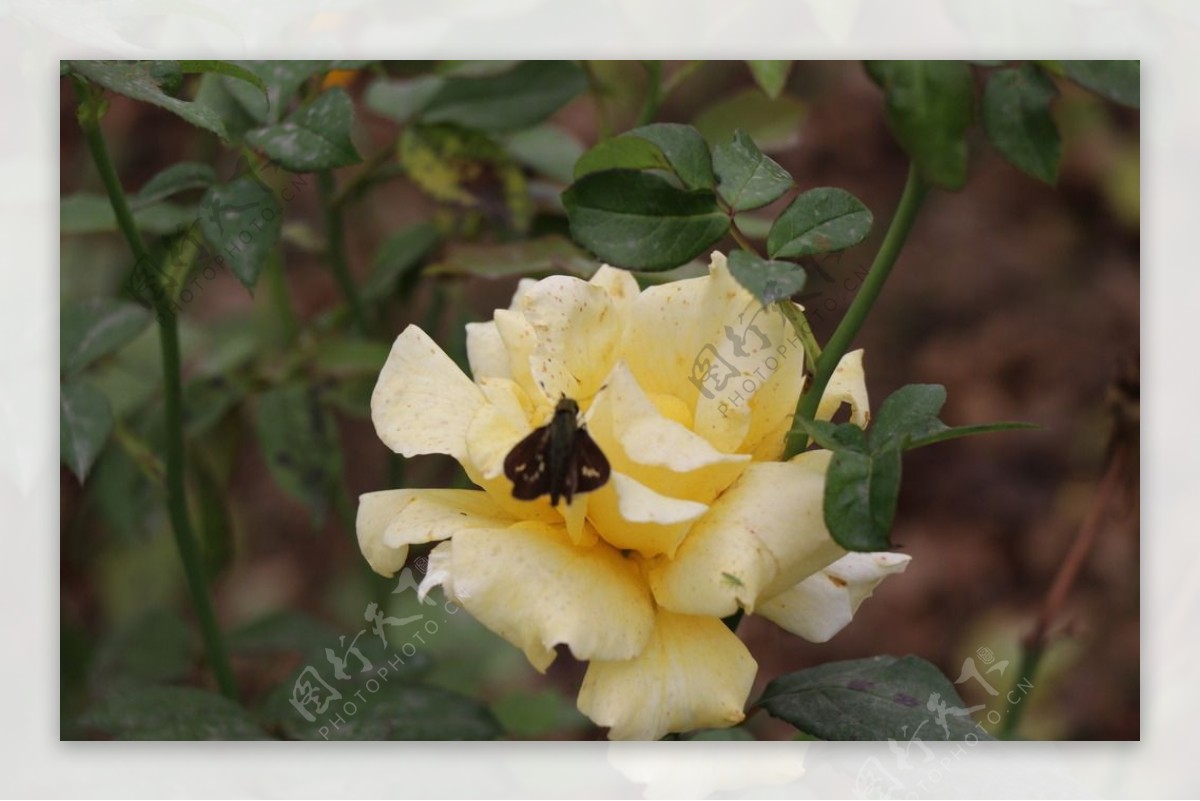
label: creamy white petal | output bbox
[585,471,710,558]
[465,377,535,480]
[648,451,845,617]
[428,522,655,672]
[815,349,869,426]
[465,321,511,381]
[589,264,640,326]
[356,489,514,577]
[371,325,485,462]
[494,309,542,408]
[758,552,912,642]
[516,275,624,404]
[577,609,757,740]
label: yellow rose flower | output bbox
[357,252,910,740]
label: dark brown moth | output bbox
[503,396,610,506]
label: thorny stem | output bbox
[784,162,928,458]
[999,445,1130,738]
[74,78,240,701]
[318,169,370,336]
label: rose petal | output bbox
[465,321,511,381]
[758,552,912,642]
[577,609,757,740]
[420,522,655,672]
[371,325,484,462]
[516,275,624,404]
[356,489,514,577]
[466,378,535,481]
[587,471,709,558]
[815,349,869,426]
[494,309,541,408]
[648,451,845,617]
[622,253,793,454]
[586,362,750,506]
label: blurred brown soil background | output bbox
[60,61,1139,740]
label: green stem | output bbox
[74,80,239,701]
[331,144,394,210]
[317,170,370,336]
[784,163,928,459]
[997,644,1042,739]
[662,60,702,95]
[776,299,822,374]
[636,61,663,126]
[264,248,298,344]
[727,218,762,257]
[581,61,614,140]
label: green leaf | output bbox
[61,380,114,482]
[870,383,1037,450]
[61,298,153,376]
[429,235,597,280]
[492,689,588,737]
[193,72,261,143]
[181,373,249,437]
[574,123,713,191]
[254,384,342,524]
[178,60,268,94]
[726,249,807,305]
[906,421,1038,450]
[797,418,867,453]
[133,162,217,208]
[747,60,792,99]
[226,610,339,655]
[246,88,362,172]
[866,60,975,190]
[767,187,873,259]
[869,383,948,450]
[982,65,1061,184]
[362,223,441,302]
[222,60,332,123]
[77,686,269,740]
[198,176,283,290]
[398,124,532,232]
[824,443,902,552]
[364,75,445,124]
[758,655,992,741]
[625,123,714,190]
[574,135,672,178]
[1061,60,1139,108]
[88,609,194,696]
[562,170,730,271]
[61,193,197,236]
[503,125,585,185]
[694,88,807,152]
[712,130,795,212]
[421,60,587,133]
[68,61,229,140]
[313,338,391,378]
[262,642,496,740]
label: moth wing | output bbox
[504,425,553,501]
[572,428,611,494]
